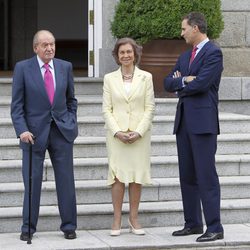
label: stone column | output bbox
[217,0,250,76]
[99,0,119,76]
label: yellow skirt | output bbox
[106,130,152,185]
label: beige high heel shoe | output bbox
[110,222,122,236]
[128,219,145,235]
[110,228,121,236]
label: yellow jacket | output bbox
[102,66,155,137]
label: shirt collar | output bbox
[196,37,209,51]
[37,55,54,70]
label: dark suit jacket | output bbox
[164,41,223,135]
[11,56,78,151]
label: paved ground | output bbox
[0,224,250,250]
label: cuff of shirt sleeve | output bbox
[182,77,187,87]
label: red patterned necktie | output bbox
[189,46,198,65]
[44,63,55,104]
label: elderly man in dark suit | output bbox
[11,30,78,241]
[164,12,224,242]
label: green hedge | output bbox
[111,0,224,44]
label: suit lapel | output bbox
[189,41,211,69]
[53,59,63,106]
[113,66,144,101]
[113,68,129,101]
[128,67,142,100]
[29,56,49,101]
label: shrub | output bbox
[111,0,224,44]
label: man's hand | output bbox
[20,131,35,144]
[172,71,196,83]
[185,75,196,83]
[173,70,181,78]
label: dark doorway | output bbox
[0,0,9,71]
[1,0,88,76]
[37,0,88,76]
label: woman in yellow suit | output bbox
[102,37,155,236]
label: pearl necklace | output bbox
[121,67,135,80]
[122,73,134,80]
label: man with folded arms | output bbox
[164,12,224,242]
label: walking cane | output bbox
[27,139,34,244]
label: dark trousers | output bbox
[21,122,77,233]
[176,114,223,233]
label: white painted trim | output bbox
[88,0,102,77]
[88,0,94,77]
[94,0,102,77]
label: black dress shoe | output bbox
[172,227,203,236]
[196,231,224,242]
[64,231,77,240]
[20,232,33,241]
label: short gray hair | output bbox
[33,30,55,47]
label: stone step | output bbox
[0,198,250,233]
[0,224,250,250]
[0,95,106,118]
[79,96,178,116]
[1,176,250,208]
[0,95,105,118]
[0,95,178,118]
[0,96,10,119]
[77,112,250,136]
[0,78,12,96]
[0,77,103,96]
[1,154,250,183]
[0,77,177,118]
[2,112,250,138]
[1,134,250,160]
[74,77,103,95]
[0,77,176,116]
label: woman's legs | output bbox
[128,182,142,229]
[111,180,143,230]
[111,178,125,230]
